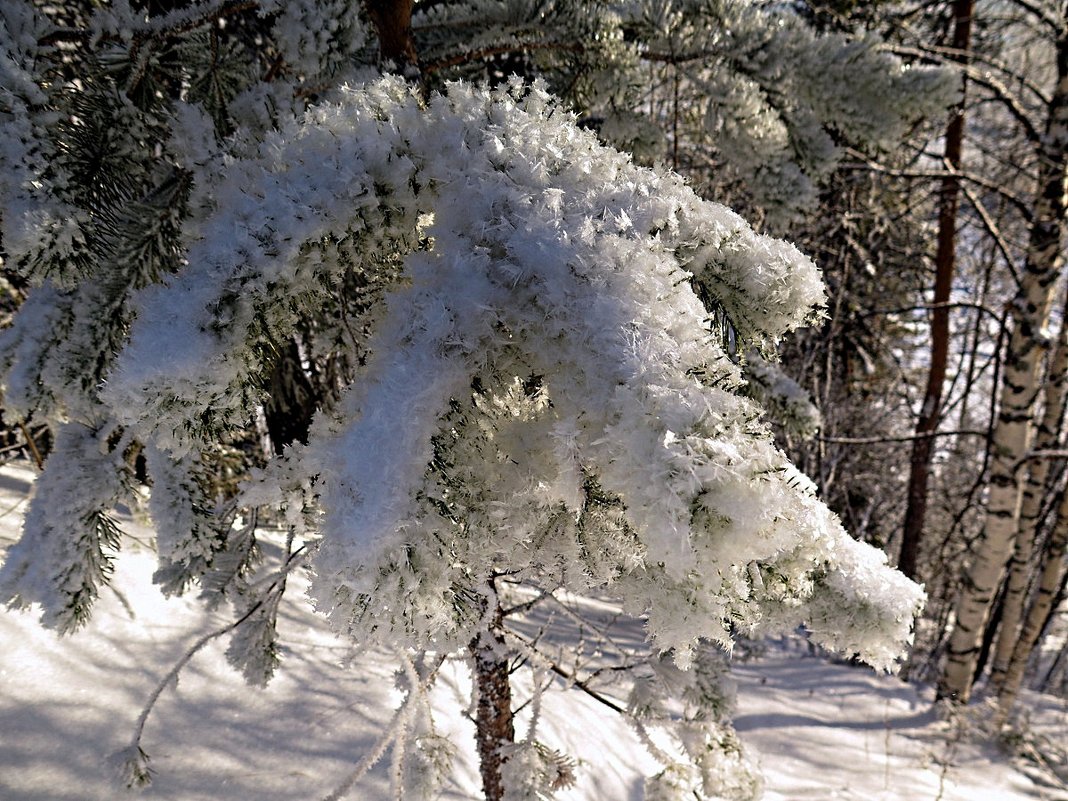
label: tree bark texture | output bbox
[472,603,515,801]
[363,0,419,70]
[898,0,974,582]
[997,489,1068,716]
[989,289,1068,688]
[939,12,1068,703]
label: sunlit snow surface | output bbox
[0,461,1065,801]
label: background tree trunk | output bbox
[898,0,974,582]
[997,487,1068,716]
[939,10,1068,704]
[990,292,1068,688]
[363,0,419,70]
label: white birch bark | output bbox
[939,11,1068,703]
[989,299,1068,688]
[996,490,1068,717]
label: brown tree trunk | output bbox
[263,338,317,454]
[898,0,974,582]
[363,0,419,71]
[471,598,515,801]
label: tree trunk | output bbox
[990,292,1068,688]
[938,12,1068,704]
[898,0,974,582]
[1039,572,1068,690]
[996,489,1068,717]
[471,599,515,801]
[972,581,1005,686]
[263,338,317,454]
[363,0,419,71]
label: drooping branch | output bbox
[114,545,309,788]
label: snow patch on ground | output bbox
[733,644,1068,800]
[1,461,1066,800]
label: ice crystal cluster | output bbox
[100,77,920,669]
[0,0,939,796]
[603,0,957,226]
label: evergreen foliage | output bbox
[0,1,954,797]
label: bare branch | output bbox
[958,179,1023,288]
[863,300,1004,322]
[887,44,1044,145]
[819,429,988,446]
[839,152,1034,220]
[504,627,627,714]
[1005,0,1065,36]
[1016,449,1068,472]
[894,41,1051,105]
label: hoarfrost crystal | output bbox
[103,78,922,668]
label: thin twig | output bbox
[504,628,627,714]
[819,429,987,445]
[18,421,43,470]
[886,43,1043,145]
[959,179,1023,287]
[894,38,1050,104]
[839,154,1033,220]
[321,651,445,801]
[862,300,1003,321]
[321,688,418,801]
[1015,449,1068,473]
[119,546,309,777]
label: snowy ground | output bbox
[2,460,1067,801]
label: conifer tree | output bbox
[0,1,952,798]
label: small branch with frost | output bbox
[503,627,627,715]
[321,651,445,801]
[113,545,308,788]
[819,429,988,445]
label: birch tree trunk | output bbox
[989,296,1068,688]
[996,490,1068,717]
[899,0,975,582]
[938,10,1068,704]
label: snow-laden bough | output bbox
[97,77,923,671]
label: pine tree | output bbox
[0,2,951,798]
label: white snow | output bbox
[732,642,1068,801]
[1,460,1065,801]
